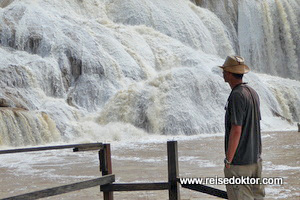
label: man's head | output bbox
[222,70,243,83]
[219,55,249,85]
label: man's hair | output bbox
[232,73,244,79]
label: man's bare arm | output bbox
[226,124,242,168]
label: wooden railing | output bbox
[0,143,115,200]
[0,141,228,200]
[0,143,103,154]
[99,141,228,200]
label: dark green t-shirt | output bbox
[225,83,262,165]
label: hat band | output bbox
[223,63,245,67]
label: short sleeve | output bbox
[228,92,245,126]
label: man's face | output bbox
[222,70,230,83]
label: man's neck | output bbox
[229,80,243,89]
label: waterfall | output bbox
[0,0,299,146]
[200,0,300,80]
[0,108,60,146]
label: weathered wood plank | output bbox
[167,141,180,200]
[180,183,228,199]
[0,143,103,154]
[2,175,115,200]
[100,144,113,200]
[101,182,169,192]
[73,146,103,152]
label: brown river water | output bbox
[0,131,299,199]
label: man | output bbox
[220,56,265,200]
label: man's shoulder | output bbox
[234,84,258,96]
[243,84,259,98]
[230,85,245,97]
[230,89,243,98]
[230,84,257,102]
[229,89,245,105]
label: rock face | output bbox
[0,92,29,109]
[0,0,299,146]
[0,98,14,107]
[0,0,14,8]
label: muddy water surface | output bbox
[0,131,299,199]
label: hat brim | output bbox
[219,65,250,74]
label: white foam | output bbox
[264,161,300,171]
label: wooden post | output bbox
[99,144,113,200]
[167,141,180,200]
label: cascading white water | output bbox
[239,0,299,79]
[0,0,299,146]
[0,108,60,146]
[200,0,300,80]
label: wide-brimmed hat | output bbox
[219,55,250,74]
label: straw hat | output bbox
[219,56,250,74]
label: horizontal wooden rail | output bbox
[180,182,228,199]
[0,143,103,154]
[2,174,115,200]
[101,182,169,192]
